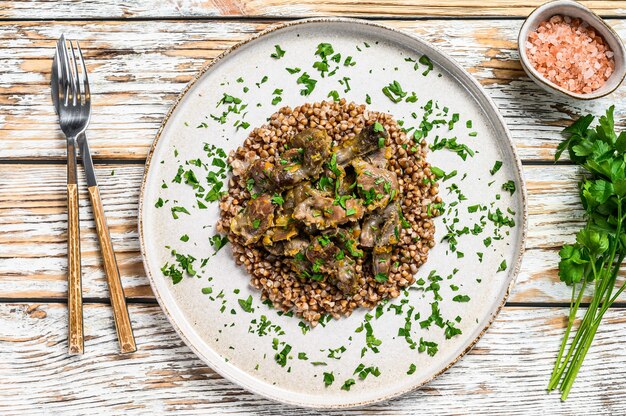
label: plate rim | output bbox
[138,17,528,409]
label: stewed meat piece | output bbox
[360,202,401,276]
[271,129,332,189]
[335,123,389,165]
[293,188,364,230]
[305,237,358,294]
[352,158,399,212]
[230,194,276,244]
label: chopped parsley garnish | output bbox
[296,72,317,96]
[271,88,283,105]
[209,234,229,254]
[382,80,407,103]
[407,363,417,375]
[171,206,190,219]
[341,378,356,391]
[328,90,340,102]
[271,194,285,205]
[490,161,503,175]
[430,166,456,181]
[452,294,470,302]
[502,180,516,195]
[323,372,334,387]
[238,295,254,313]
[419,55,433,75]
[444,321,462,339]
[374,273,388,283]
[274,344,292,367]
[271,44,286,59]
[255,75,268,88]
[180,234,189,242]
[155,197,164,208]
[418,338,439,356]
[498,260,507,272]
[430,136,475,160]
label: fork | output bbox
[54,35,88,354]
[53,36,136,354]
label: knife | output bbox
[52,47,136,354]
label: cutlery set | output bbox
[52,35,135,354]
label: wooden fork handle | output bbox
[88,186,136,353]
[67,183,84,355]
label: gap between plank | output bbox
[2,15,626,23]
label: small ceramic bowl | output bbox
[518,0,626,100]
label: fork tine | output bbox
[68,40,81,105]
[55,35,67,105]
[54,39,66,105]
[59,35,72,107]
[75,41,90,105]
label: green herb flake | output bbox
[271,44,286,59]
[341,378,356,391]
[271,194,285,205]
[323,372,334,387]
[490,161,503,175]
[296,72,317,96]
[382,80,407,103]
[209,234,229,254]
[171,206,190,219]
[238,295,254,313]
[502,180,516,195]
[452,294,471,302]
[374,273,388,283]
[419,55,433,75]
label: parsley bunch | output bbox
[549,106,626,399]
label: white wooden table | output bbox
[2,2,626,414]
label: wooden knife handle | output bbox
[67,183,84,355]
[88,186,136,353]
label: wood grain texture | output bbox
[88,185,136,354]
[2,302,626,414]
[0,163,612,304]
[2,18,626,162]
[66,183,83,355]
[1,1,625,19]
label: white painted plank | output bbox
[1,303,625,414]
[1,19,625,161]
[0,163,613,303]
[1,1,624,19]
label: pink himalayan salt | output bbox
[526,15,615,94]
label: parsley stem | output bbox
[554,202,624,397]
[548,276,587,391]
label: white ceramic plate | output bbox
[139,18,527,408]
